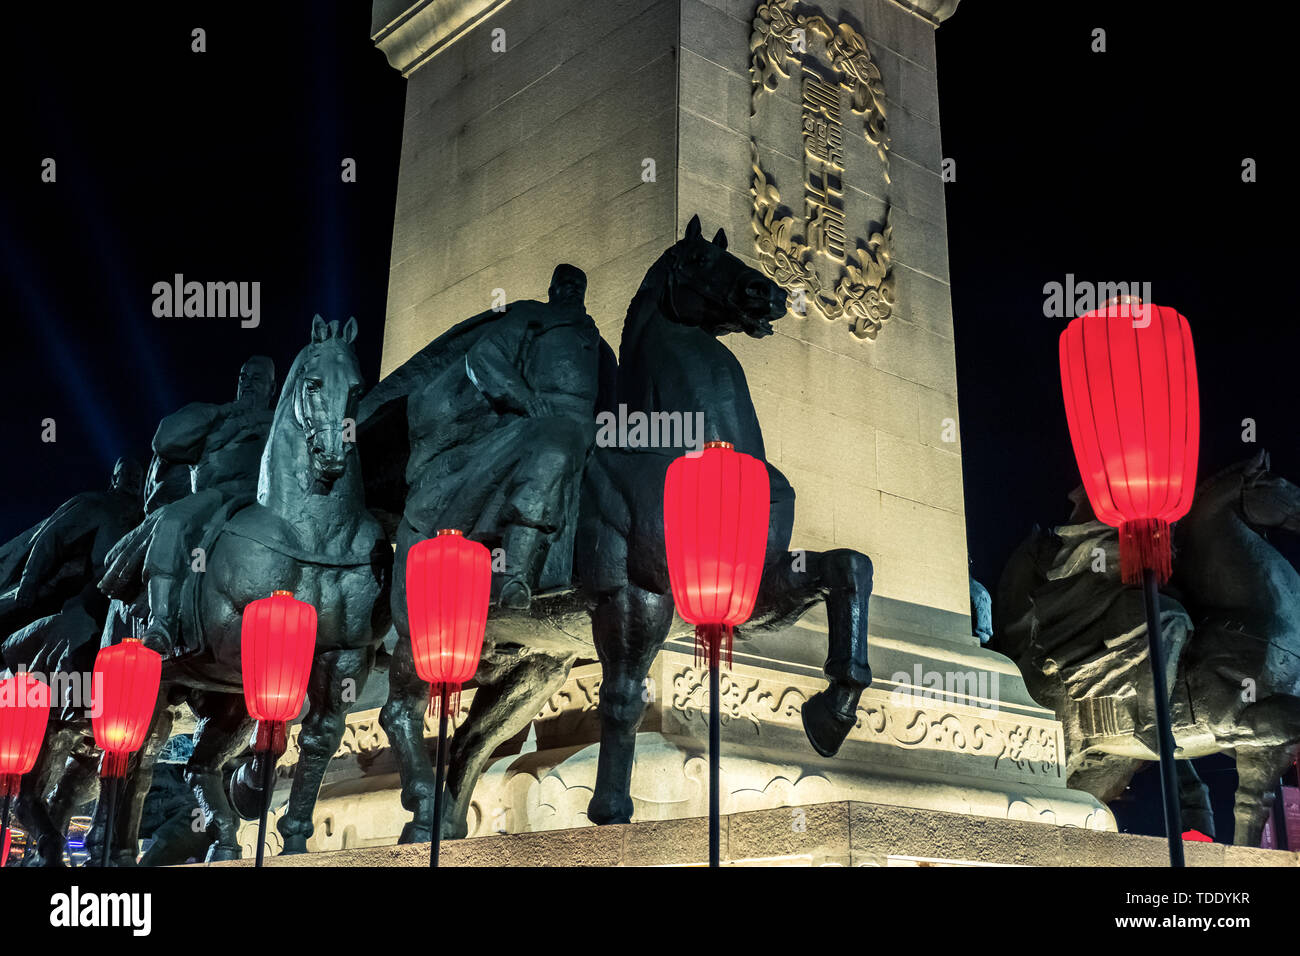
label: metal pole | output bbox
[1272,782,1290,851]
[709,634,721,868]
[1142,567,1185,867]
[1,791,12,869]
[99,776,120,869]
[255,749,275,868]
[430,684,449,868]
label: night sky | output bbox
[1,1,1295,840]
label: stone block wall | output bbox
[374,0,971,628]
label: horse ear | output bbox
[712,228,728,250]
[311,314,329,342]
[342,317,358,344]
[685,215,702,240]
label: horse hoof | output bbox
[801,690,855,758]
[228,760,267,820]
[205,844,242,863]
[499,578,532,611]
[34,840,68,868]
[399,822,433,845]
[586,797,633,826]
[280,836,309,856]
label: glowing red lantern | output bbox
[1183,829,1213,842]
[1,672,51,864]
[663,441,770,666]
[0,672,51,799]
[241,590,317,755]
[405,530,491,715]
[1059,301,1199,585]
[92,638,162,778]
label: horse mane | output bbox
[616,248,673,366]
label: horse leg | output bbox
[185,691,254,861]
[1233,743,1297,847]
[111,694,174,865]
[42,729,100,866]
[380,626,440,844]
[441,649,577,839]
[278,646,371,855]
[14,765,61,867]
[13,726,79,867]
[754,548,874,757]
[1177,760,1215,839]
[379,519,446,844]
[1229,694,1300,846]
[587,584,675,825]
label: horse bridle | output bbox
[660,245,734,326]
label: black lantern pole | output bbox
[708,636,721,868]
[430,683,450,868]
[255,749,276,868]
[1140,568,1185,867]
[98,774,121,868]
[0,789,13,868]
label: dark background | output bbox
[938,2,1299,839]
[1,1,1295,841]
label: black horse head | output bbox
[660,215,787,338]
[288,315,364,488]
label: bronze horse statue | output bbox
[98,317,390,862]
[366,217,874,841]
[0,459,143,865]
[998,450,1300,845]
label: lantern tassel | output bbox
[428,682,462,721]
[1119,517,1173,586]
[0,773,18,800]
[694,623,733,671]
[100,751,129,780]
[253,719,288,758]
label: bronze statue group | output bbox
[2,216,1297,864]
[0,218,873,865]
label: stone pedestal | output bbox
[298,0,1113,855]
[218,799,1296,867]
[246,620,1107,854]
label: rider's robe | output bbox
[405,303,601,588]
[360,300,609,593]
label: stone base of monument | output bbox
[225,610,1128,859]
[206,800,1298,867]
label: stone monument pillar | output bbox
[272,0,1110,855]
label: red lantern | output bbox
[0,672,51,799]
[1059,301,1199,585]
[405,529,491,715]
[663,440,770,667]
[241,590,317,755]
[91,638,162,778]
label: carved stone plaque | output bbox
[749,0,896,339]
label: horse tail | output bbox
[99,511,162,600]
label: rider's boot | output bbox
[141,572,179,657]
[499,524,548,610]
